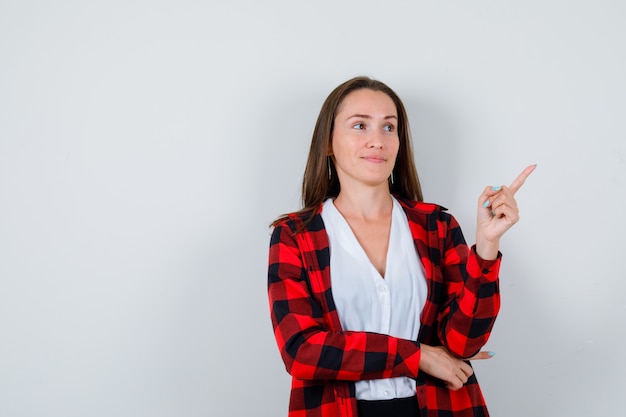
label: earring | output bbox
[390,171,394,184]
[328,157,332,180]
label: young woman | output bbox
[268,76,534,417]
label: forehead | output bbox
[336,89,397,117]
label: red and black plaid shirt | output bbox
[268,196,501,417]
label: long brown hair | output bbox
[273,76,423,228]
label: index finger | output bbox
[469,351,496,361]
[509,164,537,194]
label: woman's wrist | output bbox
[475,236,500,260]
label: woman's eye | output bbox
[353,123,365,130]
[384,124,395,132]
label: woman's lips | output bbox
[361,155,387,163]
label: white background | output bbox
[1,1,625,416]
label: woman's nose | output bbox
[366,132,384,149]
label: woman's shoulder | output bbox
[393,195,460,232]
[271,205,324,232]
[393,195,449,215]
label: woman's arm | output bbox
[438,165,536,358]
[268,221,422,382]
[436,215,502,358]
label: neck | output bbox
[333,184,393,221]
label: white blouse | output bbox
[321,196,428,401]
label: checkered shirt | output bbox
[268,197,501,417]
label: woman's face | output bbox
[331,88,399,190]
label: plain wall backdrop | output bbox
[1,1,625,416]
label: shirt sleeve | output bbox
[268,220,422,382]
[436,213,502,358]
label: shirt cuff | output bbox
[469,245,501,282]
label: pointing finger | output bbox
[509,164,537,194]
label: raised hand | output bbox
[475,164,536,259]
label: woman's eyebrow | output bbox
[346,114,397,120]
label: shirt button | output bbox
[380,286,387,292]
[383,390,390,397]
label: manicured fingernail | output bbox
[482,199,490,208]
[491,185,502,191]
[488,351,496,357]
[491,210,496,216]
